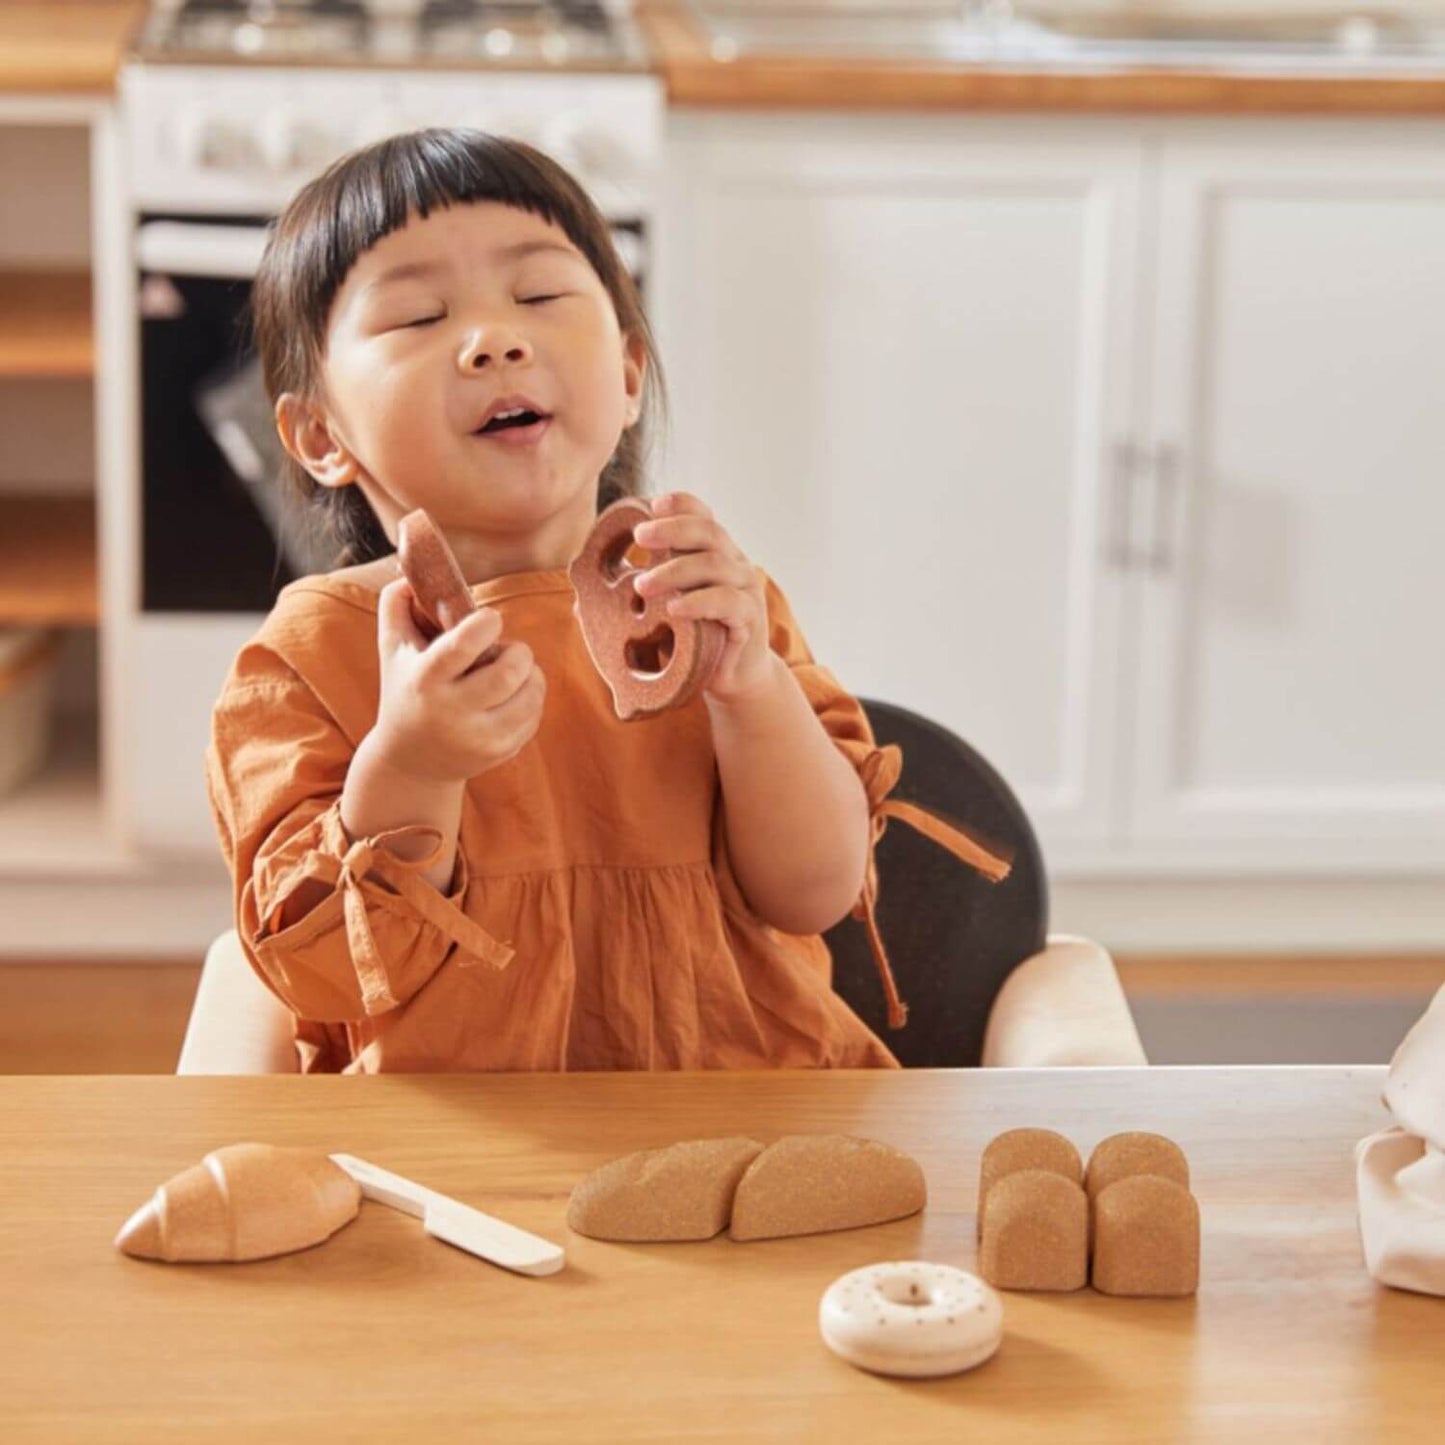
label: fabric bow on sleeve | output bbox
[850,745,1013,1030]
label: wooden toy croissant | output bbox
[115,1143,361,1263]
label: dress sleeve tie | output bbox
[329,825,515,1017]
[848,746,1013,1030]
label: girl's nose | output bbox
[457,327,533,372]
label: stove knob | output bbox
[171,111,239,169]
[541,115,638,189]
[257,111,303,173]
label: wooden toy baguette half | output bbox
[115,1143,361,1263]
[568,1137,766,1241]
[730,1135,927,1242]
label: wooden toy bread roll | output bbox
[977,1168,1089,1292]
[568,1137,765,1242]
[729,1135,927,1242]
[1091,1175,1200,1297]
[396,509,501,664]
[568,497,726,721]
[1084,1132,1190,1202]
[115,1143,361,1263]
[977,1127,1082,1239]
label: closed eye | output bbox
[520,294,562,306]
[403,314,444,328]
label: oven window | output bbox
[139,213,328,612]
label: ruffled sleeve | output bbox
[760,572,1013,1029]
[205,646,513,1025]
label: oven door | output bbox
[137,215,329,614]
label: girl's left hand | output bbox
[631,491,777,706]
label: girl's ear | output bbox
[620,332,647,429]
[275,392,360,490]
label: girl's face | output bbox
[281,200,645,568]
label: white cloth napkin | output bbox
[1356,984,1445,1296]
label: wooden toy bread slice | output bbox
[115,1143,361,1263]
[569,497,726,721]
[978,1168,1089,1292]
[1091,1174,1200,1297]
[729,1135,927,1242]
[396,508,502,666]
[397,509,475,638]
[567,1137,765,1242]
[1084,1132,1191,1202]
[977,1127,1082,1239]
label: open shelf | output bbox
[0,494,97,625]
[0,269,93,379]
[0,710,123,875]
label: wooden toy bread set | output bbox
[977,1128,1200,1297]
[566,1133,926,1242]
[116,1128,1200,1382]
[399,501,722,719]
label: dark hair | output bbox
[249,127,667,567]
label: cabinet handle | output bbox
[1106,439,1140,569]
[1148,442,1181,573]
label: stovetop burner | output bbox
[134,0,646,70]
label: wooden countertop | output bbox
[2,1066,1442,1440]
[637,3,1445,114]
[7,3,1445,115]
[0,3,144,96]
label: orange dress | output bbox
[205,565,1001,1074]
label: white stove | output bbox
[133,0,651,70]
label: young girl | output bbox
[205,128,978,1075]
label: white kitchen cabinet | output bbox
[1135,124,1445,870]
[657,113,1144,853]
[658,113,1445,876]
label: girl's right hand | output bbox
[368,577,547,784]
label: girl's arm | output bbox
[272,737,464,930]
[632,493,871,936]
[706,654,870,935]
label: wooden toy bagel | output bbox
[569,497,725,721]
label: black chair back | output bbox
[823,699,1049,1067]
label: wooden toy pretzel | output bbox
[397,509,501,664]
[569,497,725,721]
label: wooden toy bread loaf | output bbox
[977,1127,1082,1239]
[729,1135,927,1242]
[568,497,725,721]
[115,1143,361,1263]
[567,1134,926,1244]
[977,1168,1089,1292]
[1085,1132,1199,1296]
[1091,1175,1200,1297]
[976,1127,1199,1296]
[567,1137,765,1242]
[1084,1131,1190,1203]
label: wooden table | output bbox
[1,1068,1440,1441]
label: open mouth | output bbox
[476,407,549,436]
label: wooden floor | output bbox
[0,953,1441,1073]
